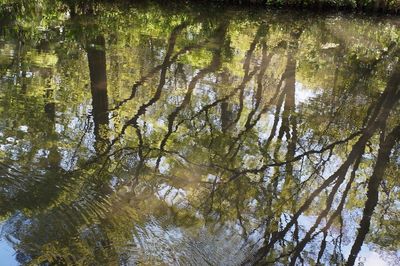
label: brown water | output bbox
[0,1,400,265]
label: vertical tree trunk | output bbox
[87,35,109,152]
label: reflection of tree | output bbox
[156,20,228,169]
[247,56,400,265]
[0,2,400,265]
[87,35,109,153]
[346,66,400,266]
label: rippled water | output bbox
[1,1,400,265]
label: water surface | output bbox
[1,1,400,265]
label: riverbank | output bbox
[2,0,398,16]
[187,0,400,14]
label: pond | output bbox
[0,1,400,265]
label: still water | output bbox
[0,1,400,265]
